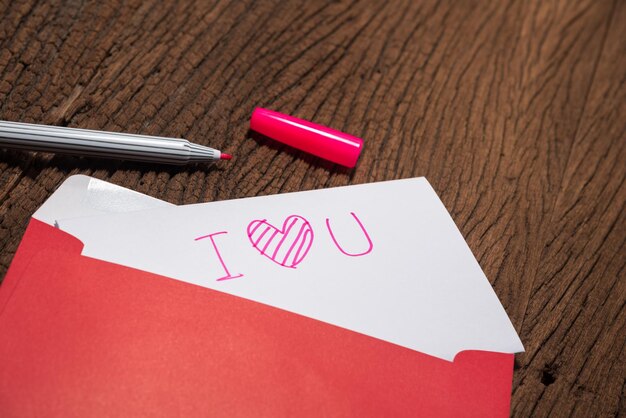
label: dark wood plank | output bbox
[0,1,623,416]
[512,1,626,415]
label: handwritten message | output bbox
[196,212,373,281]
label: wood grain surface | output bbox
[0,0,624,416]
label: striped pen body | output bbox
[0,121,229,164]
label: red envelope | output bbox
[0,220,514,417]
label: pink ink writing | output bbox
[247,215,314,268]
[194,231,244,281]
[195,212,373,281]
[325,212,374,256]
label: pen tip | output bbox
[220,153,232,160]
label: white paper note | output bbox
[59,177,524,361]
[34,175,171,225]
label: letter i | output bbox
[195,231,244,281]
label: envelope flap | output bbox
[0,238,514,417]
[0,219,84,316]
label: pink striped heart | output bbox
[246,215,314,268]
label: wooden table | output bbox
[1,1,624,416]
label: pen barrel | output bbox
[0,121,219,164]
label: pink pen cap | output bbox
[250,108,363,168]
